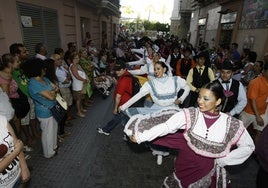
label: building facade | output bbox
[170,0,192,39]
[189,0,268,58]
[0,0,120,56]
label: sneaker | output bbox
[157,155,163,165]
[24,145,33,152]
[162,152,170,157]
[97,128,110,136]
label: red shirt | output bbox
[114,71,133,106]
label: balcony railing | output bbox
[101,0,120,16]
[191,0,217,8]
[77,0,120,16]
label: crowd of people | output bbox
[0,39,116,187]
[0,31,267,187]
[100,33,267,187]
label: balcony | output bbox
[77,0,101,7]
[180,0,192,14]
[101,0,120,16]
[191,0,217,8]
[77,0,120,16]
[218,0,232,5]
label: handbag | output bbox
[33,93,67,123]
[56,93,68,110]
[50,100,66,123]
[10,88,30,119]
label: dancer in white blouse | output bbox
[120,61,190,116]
[120,61,190,165]
[128,51,173,80]
[125,80,255,187]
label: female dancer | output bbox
[125,80,254,187]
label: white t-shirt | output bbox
[0,115,20,187]
[0,88,14,121]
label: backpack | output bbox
[123,74,145,107]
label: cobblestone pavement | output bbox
[26,92,259,188]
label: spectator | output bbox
[87,40,99,65]
[54,48,69,70]
[83,32,91,47]
[51,53,74,124]
[241,60,264,87]
[0,87,14,122]
[64,42,77,66]
[79,48,94,106]
[0,115,30,187]
[239,62,268,143]
[23,58,58,158]
[230,42,241,61]
[241,51,257,81]
[69,52,88,118]
[10,43,40,154]
[0,53,35,152]
[115,42,126,60]
[44,58,71,142]
[35,42,48,60]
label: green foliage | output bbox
[121,19,170,32]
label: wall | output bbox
[0,0,22,55]
[206,6,221,48]
[0,0,119,55]
[189,10,198,46]
[237,28,268,59]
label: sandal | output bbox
[77,112,85,118]
[57,135,64,143]
[81,109,87,113]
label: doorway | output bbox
[219,22,234,47]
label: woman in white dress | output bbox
[69,52,89,117]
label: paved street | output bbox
[26,92,259,188]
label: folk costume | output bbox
[124,107,254,187]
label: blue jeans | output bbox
[102,112,129,133]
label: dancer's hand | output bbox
[130,130,137,143]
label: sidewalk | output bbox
[26,93,259,188]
